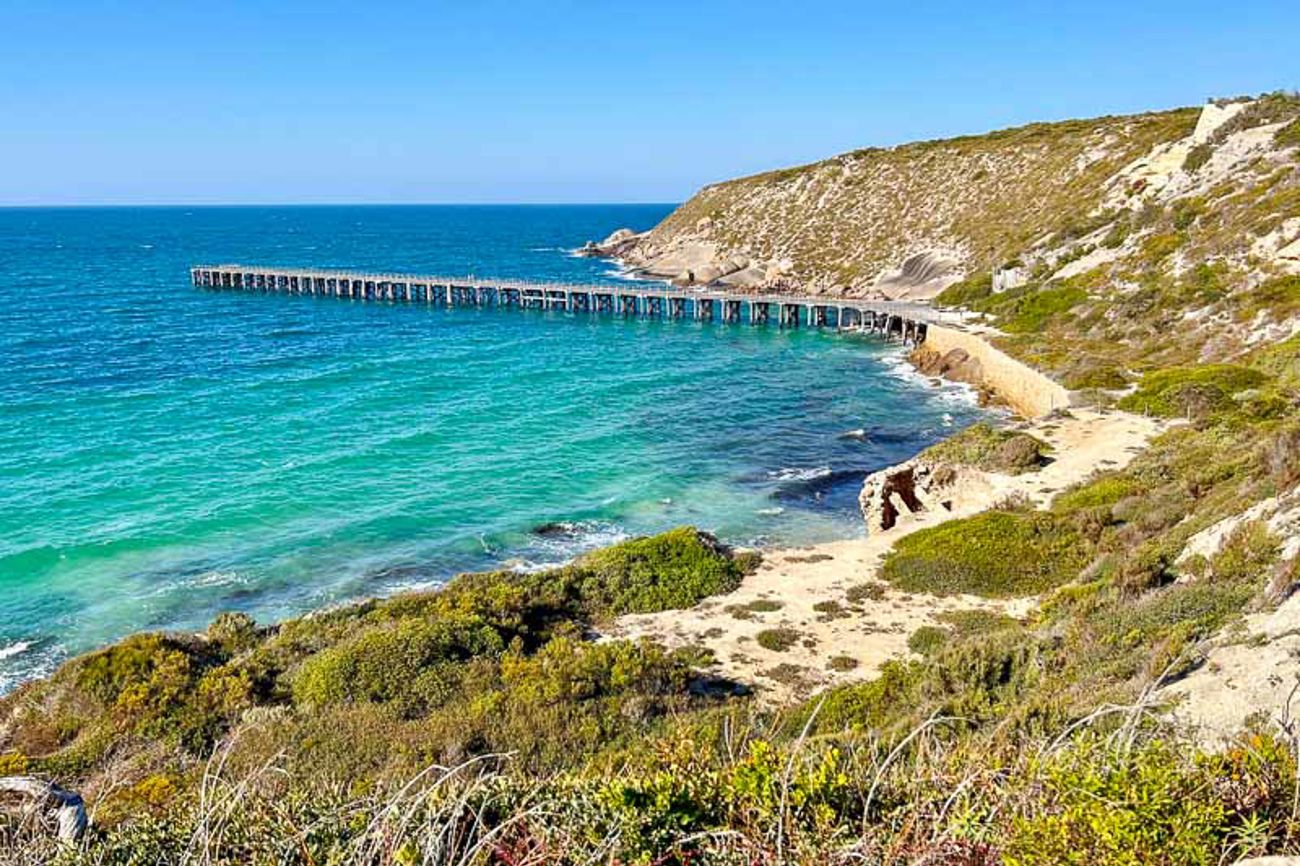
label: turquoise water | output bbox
[0,205,982,691]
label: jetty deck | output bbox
[192,265,943,342]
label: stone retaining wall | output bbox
[923,325,1072,418]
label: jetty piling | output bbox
[191,265,935,343]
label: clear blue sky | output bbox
[1,1,1296,205]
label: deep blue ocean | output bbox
[0,204,982,690]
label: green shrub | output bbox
[575,528,753,617]
[1061,359,1128,390]
[292,616,505,712]
[726,598,783,619]
[935,272,994,307]
[936,608,1021,635]
[1237,274,1300,321]
[1053,474,1143,512]
[207,612,260,656]
[755,628,800,652]
[922,422,1049,474]
[907,626,949,656]
[826,655,858,672]
[1276,117,1300,148]
[1006,734,1294,866]
[1100,218,1131,249]
[1210,520,1279,582]
[996,284,1089,333]
[1171,197,1207,230]
[1117,364,1268,418]
[1140,231,1182,264]
[1182,143,1214,172]
[794,660,923,734]
[1249,333,1300,388]
[845,582,887,604]
[882,510,1090,597]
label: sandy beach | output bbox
[611,406,1168,703]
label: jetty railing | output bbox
[191,264,944,343]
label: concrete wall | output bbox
[923,325,1072,418]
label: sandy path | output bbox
[610,408,1167,703]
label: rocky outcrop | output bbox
[577,228,644,259]
[911,345,985,388]
[859,458,959,533]
[0,776,87,843]
[871,251,962,300]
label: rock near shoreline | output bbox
[858,457,962,533]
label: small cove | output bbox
[0,204,985,690]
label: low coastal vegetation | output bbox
[920,421,1049,474]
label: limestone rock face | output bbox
[859,458,958,533]
[871,251,961,300]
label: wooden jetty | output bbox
[191,265,940,343]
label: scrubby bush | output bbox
[907,625,949,656]
[1061,358,1128,389]
[1006,734,1295,866]
[988,283,1089,333]
[755,628,800,652]
[1053,474,1143,512]
[1182,143,1214,173]
[1118,364,1267,418]
[292,615,504,713]
[1276,117,1300,148]
[922,422,1049,474]
[575,527,754,617]
[1140,231,1183,264]
[882,510,1090,597]
[845,582,887,604]
[935,272,994,307]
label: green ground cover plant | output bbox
[881,510,1091,597]
[922,421,1050,473]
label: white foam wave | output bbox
[0,641,32,662]
[519,520,631,570]
[187,570,244,589]
[768,466,831,482]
